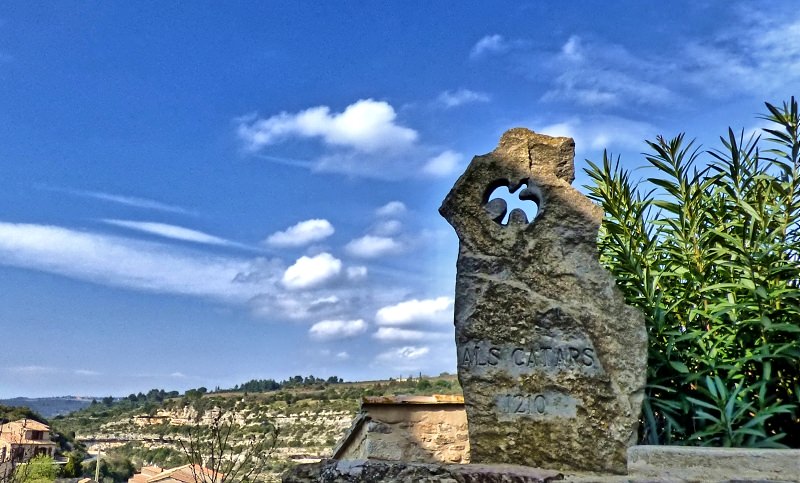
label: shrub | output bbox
[585,98,800,447]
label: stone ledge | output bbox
[284,448,800,483]
[282,459,563,482]
[626,446,800,482]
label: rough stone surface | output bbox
[334,403,470,464]
[282,459,563,483]
[439,128,647,473]
[627,446,800,481]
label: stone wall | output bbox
[335,400,469,464]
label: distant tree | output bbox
[101,397,114,406]
[84,453,134,483]
[61,453,81,478]
[435,380,452,389]
[175,405,279,483]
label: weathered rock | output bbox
[282,459,564,483]
[439,128,647,473]
[627,446,800,481]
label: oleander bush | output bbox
[585,98,800,447]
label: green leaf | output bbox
[669,360,690,373]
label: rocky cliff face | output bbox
[77,398,357,481]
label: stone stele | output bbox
[439,128,647,474]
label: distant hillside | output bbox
[51,374,462,482]
[0,396,94,418]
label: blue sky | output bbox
[1,2,799,398]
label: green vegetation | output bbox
[0,406,47,425]
[586,98,800,447]
[83,454,135,483]
[14,456,56,483]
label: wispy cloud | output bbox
[45,187,193,215]
[0,221,272,302]
[5,365,60,375]
[4,366,101,377]
[537,115,657,151]
[0,220,386,325]
[511,4,800,112]
[470,34,511,59]
[437,89,490,108]
[681,5,800,97]
[541,35,679,108]
[375,345,430,362]
[103,220,240,248]
[375,201,406,217]
[74,369,101,376]
[422,150,463,177]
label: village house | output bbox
[0,419,58,463]
[0,419,58,478]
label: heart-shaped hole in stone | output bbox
[483,180,540,225]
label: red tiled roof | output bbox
[0,420,56,446]
[140,464,222,483]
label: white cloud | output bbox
[309,319,367,340]
[346,266,368,280]
[237,99,418,154]
[376,345,430,362]
[376,201,406,217]
[265,219,334,247]
[0,222,274,302]
[470,34,510,58]
[345,235,402,258]
[372,220,402,236]
[335,351,350,360]
[375,297,453,326]
[238,100,464,180]
[281,252,342,290]
[103,220,236,247]
[373,327,427,342]
[437,89,490,108]
[538,115,656,151]
[422,150,463,177]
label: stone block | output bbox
[440,128,648,473]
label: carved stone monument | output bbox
[439,128,647,473]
